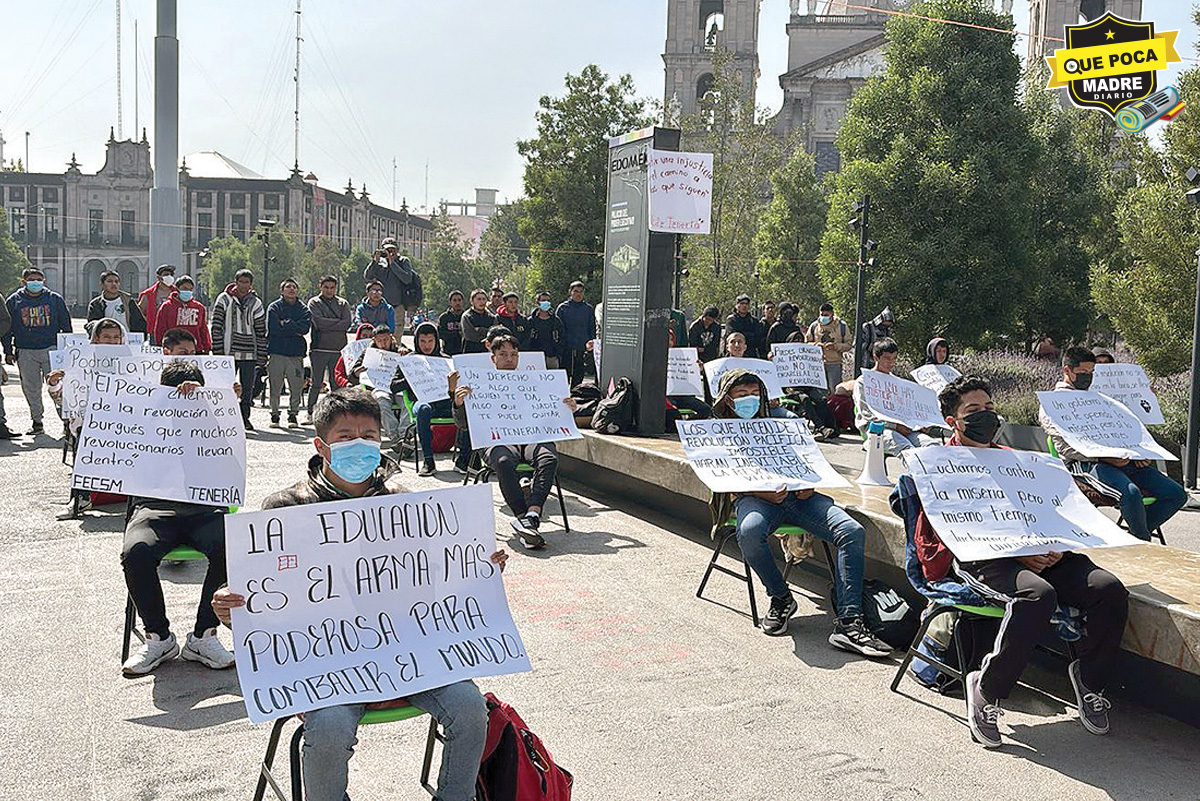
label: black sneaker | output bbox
[828,617,892,657]
[0,424,17,439]
[1068,659,1111,735]
[27,422,44,436]
[510,516,546,549]
[243,418,255,431]
[269,415,281,428]
[453,460,470,475]
[966,670,1003,748]
[418,459,436,477]
[287,414,299,427]
[761,594,797,636]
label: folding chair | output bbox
[696,515,836,627]
[1046,436,1165,544]
[890,603,1004,694]
[121,544,207,662]
[462,449,569,531]
[253,704,440,801]
[400,390,457,471]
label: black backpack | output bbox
[860,579,921,649]
[591,377,638,434]
[571,381,603,423]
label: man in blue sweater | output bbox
[266,278,311,428]
[555,280,595,388]
[3,268,72,435]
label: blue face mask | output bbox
[539,301,552,312]
[732,395,760,419]
[326,438,381,483]
[819,315,832,325]
[178,290,194,302]
[25,280,44,293]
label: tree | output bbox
[818,0,1037,355]
[198,235,249,299]
[517,65,652,296]
[0,208,31,293]
[754,142,827,315]
[479,200,530,281]
[248,226,302,300]
[337,247,372,306]
[423,209,492,307]
[299,237,346,295]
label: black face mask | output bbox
[1071,371,1094,390]
[961,409,1002,444]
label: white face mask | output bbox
[160,274,176,287]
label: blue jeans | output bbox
[301,680,487,801]
[1086,461,1187,541]
[734,493,866,619]
[768,404,796,419]
[414,399,470,461]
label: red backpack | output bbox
[476,693,573,801]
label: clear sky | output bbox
[0,1,1194,213]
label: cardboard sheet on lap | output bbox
[1090,363,1165,425]
[1037,390,1175,461]
[677,417,850,493]
[858,370,945,431]
[703,358,784,400]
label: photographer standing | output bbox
[363,236,423,335]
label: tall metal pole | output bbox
[673,234,683,309]
[852,194,870,378]
[262,228,271,294]
[149,0,182,277]
[293,0,302,171]
[1185,244,1200,488]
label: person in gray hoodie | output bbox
[306,274,353,421]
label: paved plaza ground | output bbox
[2,377,1199,801]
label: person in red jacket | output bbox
[333,323,375,389]
[153,276,212,353]
[138,264,178,342]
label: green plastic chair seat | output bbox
[360,705,427,725]
[952,603,1005,618]
[724,515,810,537]
[165,545,206,560]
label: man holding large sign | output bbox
[212,388,512,801]
[1039,346,1186,542]
[854,339,943,454]
[893,375,1130,750]
[452,334,579,549]
[700,368,892,657]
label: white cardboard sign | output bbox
[704,358,785,400]
[902,446,1142,561]
[452,351,545,373]
[71,373,246,506]
[667,347,705,398]
[60,343,139,418]
[340,338,373,372]
[1037,390,1175,461]
[770,342,827,389]
[361,347,404,391]
[648,149,713,234]
[458,367,581,448]
[676,417,851,493]
[397,355,452,404]
[113,355,237,388]
[911,363,962,394]
[225,484,531,723]
[1091,363,1165,425]
[858,369,946,431]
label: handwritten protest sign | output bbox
[858,370,946,431]
[911,363,962,394]
[452,351,546,373]
[704,358,785,400]
[458,366,581,447]
[591,339,601,377]
[58,333,89,349]
[1091,363,1164,425]
[676,417,850,493]
[361,348,404,391]
[113,354,237,388]
[667,347,705,397]
[397,355,452,403]
[770,342,827,389]
[60,342,139,418]
[648,149,713,234]
[71,373,246,505]
[340,338,373,372]
[1037,390,1175,461]
[902,447,1141,561]
[225,484,531,723]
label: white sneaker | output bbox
[180,628,235,669]
[122,632,180,676]
[55,496,92,520]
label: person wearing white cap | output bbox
[363,238,423,334]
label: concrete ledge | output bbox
[559,430,1200,678]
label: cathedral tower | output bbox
[663,0,762,120]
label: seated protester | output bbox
[405,322,471,477]
[805,302,852,392]
[665,325,711,424]
[120,360,235,675]
[723,331,795,420]
[779,329,840,441]
[766,302,801,346]
[923,336,950,366]
[460,288,498,353]
[497,292,532,349]
[334,323,375,389]
[452,334,577,549]
[726,294,763,358]
[153,275,212,352]
[688,306,722,363]
[1040,346,1187,542]
[853,338,940,454]
[160,327,198,356]
[894,376,1128,747]
[438,290,466,355]
[347,325,408,449]
[711,369,891,655]
[210,388,503,801]
[353,280,396,331]
[528,291,566,369]
[826,378,857,433]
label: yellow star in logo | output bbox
[1104,29,1115,40]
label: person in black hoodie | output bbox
[403,322,471,476]
[726,294,762,357]
[460,289,497,353]
[528,291,565,368]
[767,302,801,346]
[437,290,466,355]
[688,306,722,363]
[497,292,531,349]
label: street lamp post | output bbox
[1183,166,1200,488]
[849,195,877,378]
[257,219,277,292]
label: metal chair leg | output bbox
[553,475,569,532]
[743,549,759,627]
[253,716,291,801]
[891,606,945,693]
[419,716,440,796]
[695,530,733,599]
[121,593,137,663]
[289,723,305,801]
